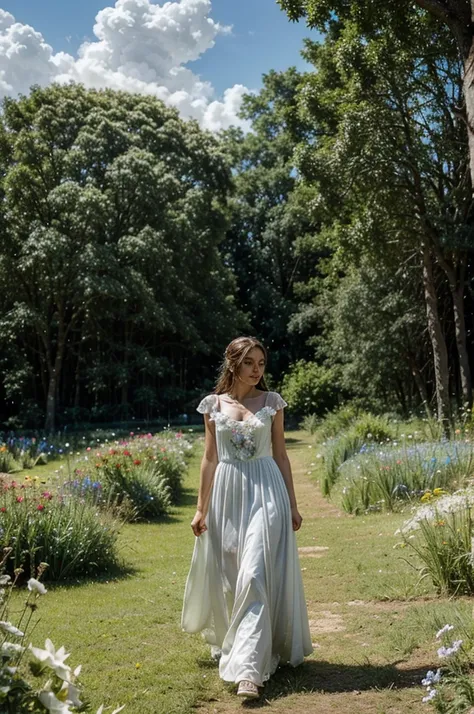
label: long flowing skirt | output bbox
[181,455,313,685]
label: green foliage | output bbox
[220,69,319,377]
[321,412,395,495]
[0,480,121,581]
[0,84,245,431]
[316,404,361,438]
[94,459,172,520]
[281,360,340,417]
[403,508,474,596]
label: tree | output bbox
[277,7,474,428]
[221,69,323,378]
[279,0,474,190]
[0,84,243,431]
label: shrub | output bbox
[281,361,340,418]
[77,431,193,520]
[396,488,474,596]
[93,458,172,520]
[316,404,361,439]
[0,478,122,581]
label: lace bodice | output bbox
[197,392,287,462]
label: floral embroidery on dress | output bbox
[211,407,276,461]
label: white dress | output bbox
[181,391,313,686]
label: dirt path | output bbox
[194,432,430,714]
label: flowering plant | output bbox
[420,618,474,711]
[0,555,124,713]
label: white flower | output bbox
[0,575,11,585]
[437,639,463,658]
[59,680,83,708]
[436,624,454,639]
[29,639,72,681]
[1,641,25,657]
[422,669,441,686]
[422,688,437,703]
[0,621,24,637]
[27,577,47,595]
[38,690,73,713]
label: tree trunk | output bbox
[451,276,472,409]
[409,354,433,419]
[433,246,472,410]
[421,242,451,434]
[463,26,474,193]
[44,318,66,433]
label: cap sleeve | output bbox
[267,392,288,412]
[196,394,218,415]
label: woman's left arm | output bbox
[271,409,303,531]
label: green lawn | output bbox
[7,431,472,714]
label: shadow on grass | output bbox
[35,560,139,589]
[198,657,429,706]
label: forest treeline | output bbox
[1,3,474,432]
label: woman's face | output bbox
[236,347,266,387]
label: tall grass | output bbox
[336,441,474,514]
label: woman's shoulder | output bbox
[196,394,219,414]
[265,391,288,411]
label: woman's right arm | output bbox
[191,414,218,537]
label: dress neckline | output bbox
[217,393,269,423]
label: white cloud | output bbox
[0,0,250,131]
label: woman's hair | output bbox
[215,336,269,395]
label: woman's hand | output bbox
[291,506,303,531]
[191,510,207,537]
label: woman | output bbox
[181,336,312,700]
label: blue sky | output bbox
[1,0,318,95]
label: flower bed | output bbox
[333,440,474,514]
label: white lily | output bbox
[29,639,72,681]
[59,680,83,708]
[38,690,74,713]
[27,577,47,595]
[0,621,24,637]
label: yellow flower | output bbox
[135,663,141,669]
[421,492,432,503]
[433,488,446,497]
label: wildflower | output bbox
[0,621,24,637]
[437,639,463,658]
[38,690,74,713]
[37,504,45,511]
[1,641,25,657]
[29,639,72,681]
[0,507,6,513]
[422,689,437,703]
[133,460,141,466]
[435,624,454,639]
[422,669,441,685]
[28,577,47,595]
[16,496,24,503]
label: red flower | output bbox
[37,504,45,511]
[41,492,53,500]
[123,450,131,457]
[16,496,24,503]
[0,507,6,513]
[133,459,141,466]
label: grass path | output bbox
[19,431,471,714]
